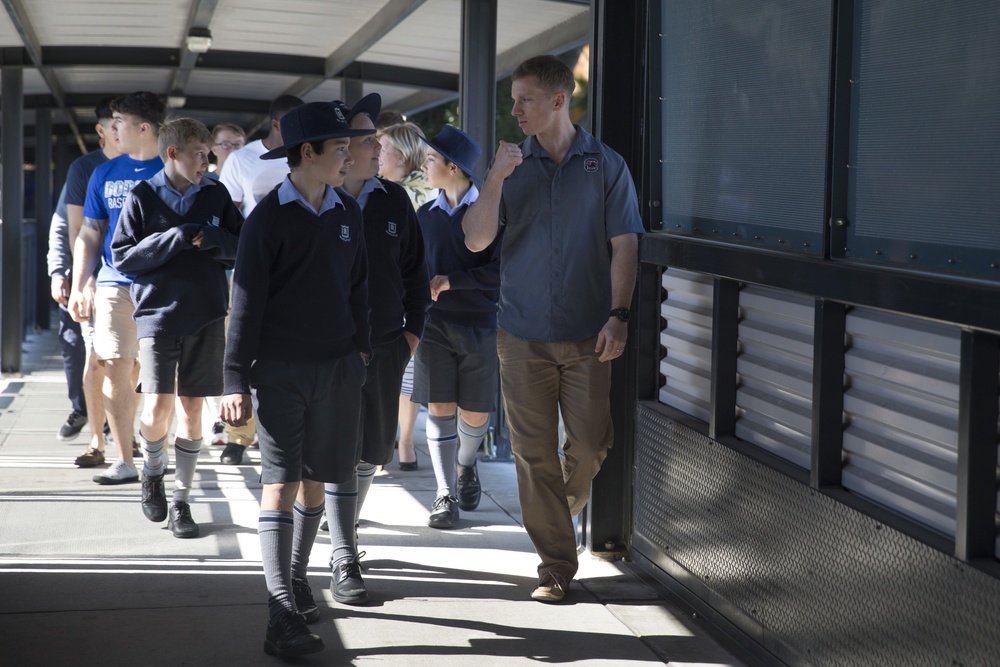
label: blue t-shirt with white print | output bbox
[83,153,163,286]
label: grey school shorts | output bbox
[137,319,225,397]
[412,316,499,413]
[251,354,366,485]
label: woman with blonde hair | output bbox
[379,122,436,210]
[378,120,436,470]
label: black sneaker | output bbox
[263,607,324,658]
[331,552,368,605]
[428,494,459,529]
[168,501,199,538]
[456,462,481,511]
[292,577,320,624]
[220,442,245,465]
[141,473,167,522]
[58,411,88,441]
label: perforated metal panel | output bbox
[842,308,960,537]
[735,286,815,469]
[659,0,830,250]
[846,0,1000,275]
[634,405,1000,667]
[658,268,714,423]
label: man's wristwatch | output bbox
[610,307,631,323]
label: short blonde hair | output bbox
[158,118,213,158]
[378,122,426,174]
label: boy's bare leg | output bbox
[397,395,419,466]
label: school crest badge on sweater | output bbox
[340,225,351,241]
[386,221,398,237]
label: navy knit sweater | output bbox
[223,188,371,395]
[417,199,501,328]
[111,180,242,338]
[349,178,430,346]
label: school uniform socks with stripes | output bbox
[427,414,458,497]
[457,417,489,467]
[291,502,325,580]
[172,437,202,503]
[259,510,295,616]
[325,474,359,567]
[140,433,167,478]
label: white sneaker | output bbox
[92,459,139,485]
[210,421,227,446]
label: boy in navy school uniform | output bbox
[412,126,502,529]
[111,118,243,538]
[220,101,374,659]
[323,93,430,606]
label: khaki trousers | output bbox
[497,329,613,581]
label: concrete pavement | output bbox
[0,327,749,666]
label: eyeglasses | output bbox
[214,141,244,150]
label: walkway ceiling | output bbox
[0,0,589,154]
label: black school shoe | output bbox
[428,494,459,529]
[263,607,324,658]
[141,473,167,522]
[220,442,245,465]
[456,462,481,511]
[292,577,321,624]
[168,501,199,538]
[331,553,368,605]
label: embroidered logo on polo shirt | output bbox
[340,224,351,241]
[584,157,599,172]
[387,221,398,237]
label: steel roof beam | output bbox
[282,0,428,99]
[169,0,220,96]
[1,0,86,152]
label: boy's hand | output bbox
[220,393,252,426]
[191,230,205,247]
[429,275,451,301]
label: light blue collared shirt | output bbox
[338,177,386,211]
[148,170,214,217]
[429,184,479,216]
[277,176,345,216]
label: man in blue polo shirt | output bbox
[463,55,643,603]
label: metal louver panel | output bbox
[735,285,814,469]
[843,308,960,537]
[659,268,714,423]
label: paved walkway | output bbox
[0,328,748,666]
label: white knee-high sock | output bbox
[457,417,489,467]
[354,463,377,525]
[427,414,458,497]
[172,437,201,503]
[140,433,166,478]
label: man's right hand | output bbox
[489,140,523,181]
[68,282,95,322]
[50,276,69,306]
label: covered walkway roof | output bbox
[1,0,590,152]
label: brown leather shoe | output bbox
[75,447,105,468]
